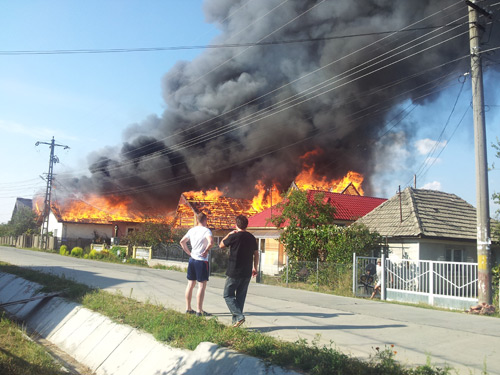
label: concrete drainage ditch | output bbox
[0,272,298,375]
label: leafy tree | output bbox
[271,189,381,262]
[271,189,337,229]
[125,218,183,247]
[7,207,38,237]
[323,224,382,263]
[0,223,10,237]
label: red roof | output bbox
[248,190,386,228]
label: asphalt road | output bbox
[1,246,498,374]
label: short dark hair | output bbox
[235,215,248,230]
[196,212,207,224]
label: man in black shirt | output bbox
[220,214,259,327]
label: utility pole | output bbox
[467,0,492,304]
[35,137,70,249]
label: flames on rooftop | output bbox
[174,149,365,229]
[34,195,164,224]
[35,148,365,228]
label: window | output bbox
[259,238,266,253]
[446,248,464,262]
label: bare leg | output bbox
[185,280,196,311]
[370,285,380,299]
[196,281,207,313]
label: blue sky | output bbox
[1,1,500,224]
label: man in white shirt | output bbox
[180,212,214,316]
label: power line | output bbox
[0,25,469,56]
[56,9,474,179]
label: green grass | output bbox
[0,313,69,375]
[0,262,456,375]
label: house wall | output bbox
[63,223,113,240]
[258,238,284,275]
[47,211,64,239]
[419,239,477,262]
[386,238,480,262]
[387,240,419,261]
[113,222,143,239]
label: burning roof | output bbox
[248,190,387,228]
[175,190,258,230]
[36,196,159,224]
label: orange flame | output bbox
[295,169,364,195]
[183,188,224,201]
[251,181,282,212]
[294,148,364,195]
[52,195,158,223]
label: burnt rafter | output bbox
[175,193,257,230]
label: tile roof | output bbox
[175,194,257,230]
[247,190,386,228]
[308,190,386,221]
[50,200,148,224]
[355,187,477,240]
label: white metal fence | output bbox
[353,254,479,309]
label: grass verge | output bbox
[0,312,69,375]
[0,262,456,375]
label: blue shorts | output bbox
[187,258,209,282]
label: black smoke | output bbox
[64,0,500,213]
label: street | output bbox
[0,246,498,374]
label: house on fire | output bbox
[247,189,387,275]
[175,192,258,241]
[46,200,144,246]
[354,187,500,263]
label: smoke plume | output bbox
[64,0,499,213]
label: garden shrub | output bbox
[70,247,83,257]
[110,246,126,260]
[59,245,69,256]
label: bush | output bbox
[70,247,83,257]
[59,245,69,256]
[88,249,98,259]
[110,246,126,260]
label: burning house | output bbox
[39,197,148,247]
[175,189,258,241]
[247,183,387,275]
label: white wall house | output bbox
[355,187,499,264]
[47,210,114,240]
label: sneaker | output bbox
[196,311,212,317]
[233,318,245,328]
[186,309,196,314]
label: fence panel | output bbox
[385,258,478,309]
[353,256,378,297]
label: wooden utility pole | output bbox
[467,0,492,304]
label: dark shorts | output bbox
[187,258,209,282]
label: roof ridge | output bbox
[406,187,424,235]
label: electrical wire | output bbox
[13,1,500,201]
[55,6,474,179]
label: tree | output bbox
[7,207,38,237]
[271,189,381,262]
[125,218,184,247]
[271,189,337,229]
[270,189,337,261]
